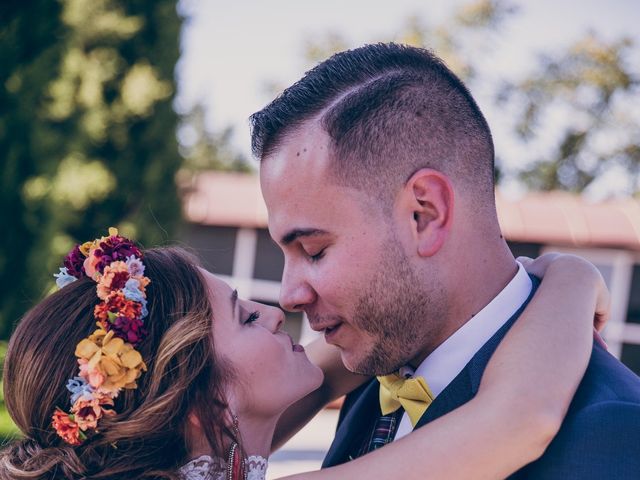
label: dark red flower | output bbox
[63,245,87,279]
[109,315,147,346]
[93,235,142,275]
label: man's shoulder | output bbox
[512,346,640,479]
[552,344,640,443]
[514,399,640,478]
[514,400,640,479]
[573,343,640,406]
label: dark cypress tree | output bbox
[0,0,183,339]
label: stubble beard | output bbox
[347,237,445,376]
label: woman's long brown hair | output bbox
[1,247,236,479]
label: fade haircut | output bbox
[250,43,495,208]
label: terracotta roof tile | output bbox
[184,172,640,251]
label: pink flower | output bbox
[96,261,130,300]
[71,394,115,431]
[78,358,105,389]
[83,251,101,280]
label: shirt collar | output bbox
[411,261,533,396]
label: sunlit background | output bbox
[178,0,640,197]
[2,0,639,475]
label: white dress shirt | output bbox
[393,261,533,441]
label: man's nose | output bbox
[279,263,315,313]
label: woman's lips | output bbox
[283,332,305,352]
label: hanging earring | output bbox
[226,415,246,480]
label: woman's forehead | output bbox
[198,267,232,299]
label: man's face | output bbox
[260,126,439,375]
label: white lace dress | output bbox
[179,455,268,480]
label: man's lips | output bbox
[308,316,344,344]
[309,317,343,332]
[323,322,343,343]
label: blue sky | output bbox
[175,0,639,195]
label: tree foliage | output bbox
[498,33,639,193]
[300,0,639,197]
[177,103,252,179]
[0,0,183,338]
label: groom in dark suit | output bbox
[251,43,640,477]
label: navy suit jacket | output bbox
[322,278,640,478]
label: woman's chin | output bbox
[292,365,325,404]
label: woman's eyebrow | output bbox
[231,289,238,312]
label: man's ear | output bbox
[402,169,454,257]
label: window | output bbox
[182,224,236,276]
[253,229,285,282]
[627,265,640,325]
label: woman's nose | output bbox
[261,304,285,333]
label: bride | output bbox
[0,229,608,479]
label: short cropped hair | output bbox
[250,43,495,206]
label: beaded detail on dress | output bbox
[179,455,268,480]
[244,455,268,480]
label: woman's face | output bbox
[201,269,323,419]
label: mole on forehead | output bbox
[268,117,328,155]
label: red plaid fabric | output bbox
[353,408,404,459]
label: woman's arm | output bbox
[279,254,609,479]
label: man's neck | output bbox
[411,246,518,367]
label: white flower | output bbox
[54,267,77,289]
[125,255,145,276]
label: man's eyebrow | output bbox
[281,228,329,245]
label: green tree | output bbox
[498,33,639,194]
[294,0,517,182]
[0,0,183,339]
[177,103,252,179]
[297,0,640,197]
[302,0,518,81]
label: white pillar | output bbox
[604,251,634,358]
[231,228,258,297]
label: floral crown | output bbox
[51,227,150,445]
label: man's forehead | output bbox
[259,124,376,242]
[261,124,332,176]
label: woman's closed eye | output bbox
[244,311,261,324]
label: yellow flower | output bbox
[79,241,93,257]
[78,227,118,257]
[75,328,147,394]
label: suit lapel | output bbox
[322,378,380,467]
[415,275,541,429]
[323,274,540,466]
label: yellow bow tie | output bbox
[378,373,435,427]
